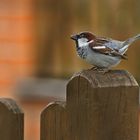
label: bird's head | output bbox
[71,31,96,47]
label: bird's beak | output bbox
[70,34,78,40]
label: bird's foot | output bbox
[91,66,98,71]
[91,67,110,74]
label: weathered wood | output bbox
[41,69,139,140]
[41,101,67,140]
[0,98,24,140]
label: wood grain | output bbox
[41,101,67,140]
[41,69,139,140]
[0,98,24,140]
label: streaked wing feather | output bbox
[89,40,127,59]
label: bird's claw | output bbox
[91,67,110,74]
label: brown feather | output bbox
[89,39,127,60]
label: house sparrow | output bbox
[71,31,140,72]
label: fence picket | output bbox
[0,69,138,140]
[40,69,139,140]
[0,98,24,140]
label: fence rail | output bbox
[0,69,139,140]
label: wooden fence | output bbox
[0,69,139,140]
[34,0,140,78]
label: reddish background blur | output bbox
[0,0,140,140]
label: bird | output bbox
[70,31,140,73]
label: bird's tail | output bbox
[123,34,140,46]
[120,34,140,54]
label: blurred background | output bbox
[0,0,140,140]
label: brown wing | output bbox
[89,38,127,59]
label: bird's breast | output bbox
[77,47,88,59]
[85,48,121,68]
